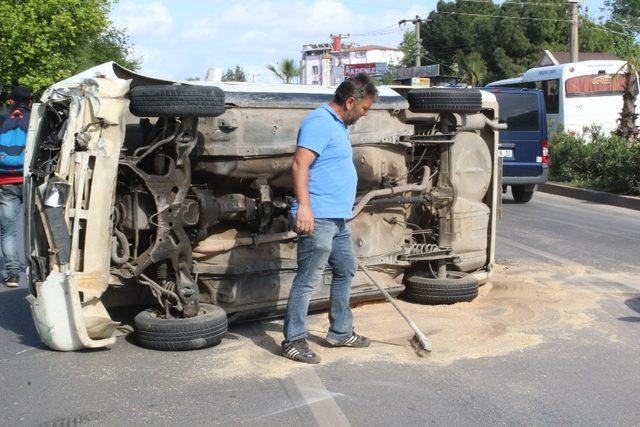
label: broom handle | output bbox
[357,261,432,351]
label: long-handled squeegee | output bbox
[357,260,432,356]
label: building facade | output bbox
[301,40,404,86]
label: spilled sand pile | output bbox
[195,262,606,380]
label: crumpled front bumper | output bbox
[26,272,119,351]
[24,63,131,351]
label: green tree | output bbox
[222,65,247,82]
[73,27,140,72]
[266,58,301,84]
[606,0,640,29]
[398,31,425,67]
[601,0,640,140]
[420,0,617,82]
[381,64,398,85]
[455,51,487,86]
[0,0,138,98]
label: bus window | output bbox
[495,92,539,131]
[565,74,625,97]
[532,79,559,114]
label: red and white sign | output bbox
[344,63,377,76]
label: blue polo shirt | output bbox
[291,103,357,219]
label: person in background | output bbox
[0,86,31,287]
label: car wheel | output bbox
[512,185,535,203]
[134,304,228,351]
[129,84,225,117]
[403,270,479,305]
[407,88,482,113]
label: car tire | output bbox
[403,270,479,305]
[129,84,225,117]
[134,303,228,351]
[407,88,482,113]
[512,185,535,203]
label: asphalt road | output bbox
[1,190,639,426]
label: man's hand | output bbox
[296,204,314,235]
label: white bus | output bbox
[487,60,629,136]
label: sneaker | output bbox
[4,279,18,288]
[326,332,371,348]
[281,339,321,364]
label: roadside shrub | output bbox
[549,129,640,195]
[548,131,583,182]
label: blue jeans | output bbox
[284,218,357,343]
[0,184,21,280]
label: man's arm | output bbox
[291,146,318,235]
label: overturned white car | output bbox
[24,63,502,351]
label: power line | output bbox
[398,15,425,66]
[350,24,398,36]
[608,16,640,34]
[429,45,473,52]
[350,29,404,38]
[580,18,633,37]
[435,10,570,22]
[424,53,456,68]
[459,0,568,6]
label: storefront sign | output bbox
[344,63,387,77]
[397,64,440,79]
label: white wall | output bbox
[302,55,322,85]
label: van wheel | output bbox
[129,84,225,117]
[512,185,535,203]
[407,88,482,113]
[403,271,479,305]
[134,304,228,351]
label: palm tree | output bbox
[615,43,639,142]
[266,58,301,84]
[455,51,487,87]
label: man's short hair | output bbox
[9,85,31,103]
[334,73,379,105]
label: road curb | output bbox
[538,182,640,211]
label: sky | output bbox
[110,0,609,83]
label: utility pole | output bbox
[399,15,423,67]
[568,0,580,63]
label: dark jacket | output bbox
[0,104,31,132]
[0,104,30,183]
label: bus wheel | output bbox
[407,88,482,113]
[512,185,535,203]
[134,304,228,351]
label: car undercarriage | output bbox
[24,63,502,351]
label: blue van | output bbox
[484,87,549,203]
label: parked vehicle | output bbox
[24,63,502,351]
[484,87,548,203]
[487,60,631,136]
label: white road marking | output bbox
[499,236,578,267]
[252,386,347,422]
[290,372,351,427]
[499,236,640,290]
[15,344,47,355]
[250,321,351,426]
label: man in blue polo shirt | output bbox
[282,73,378,364]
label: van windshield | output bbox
[495,92,539,131]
